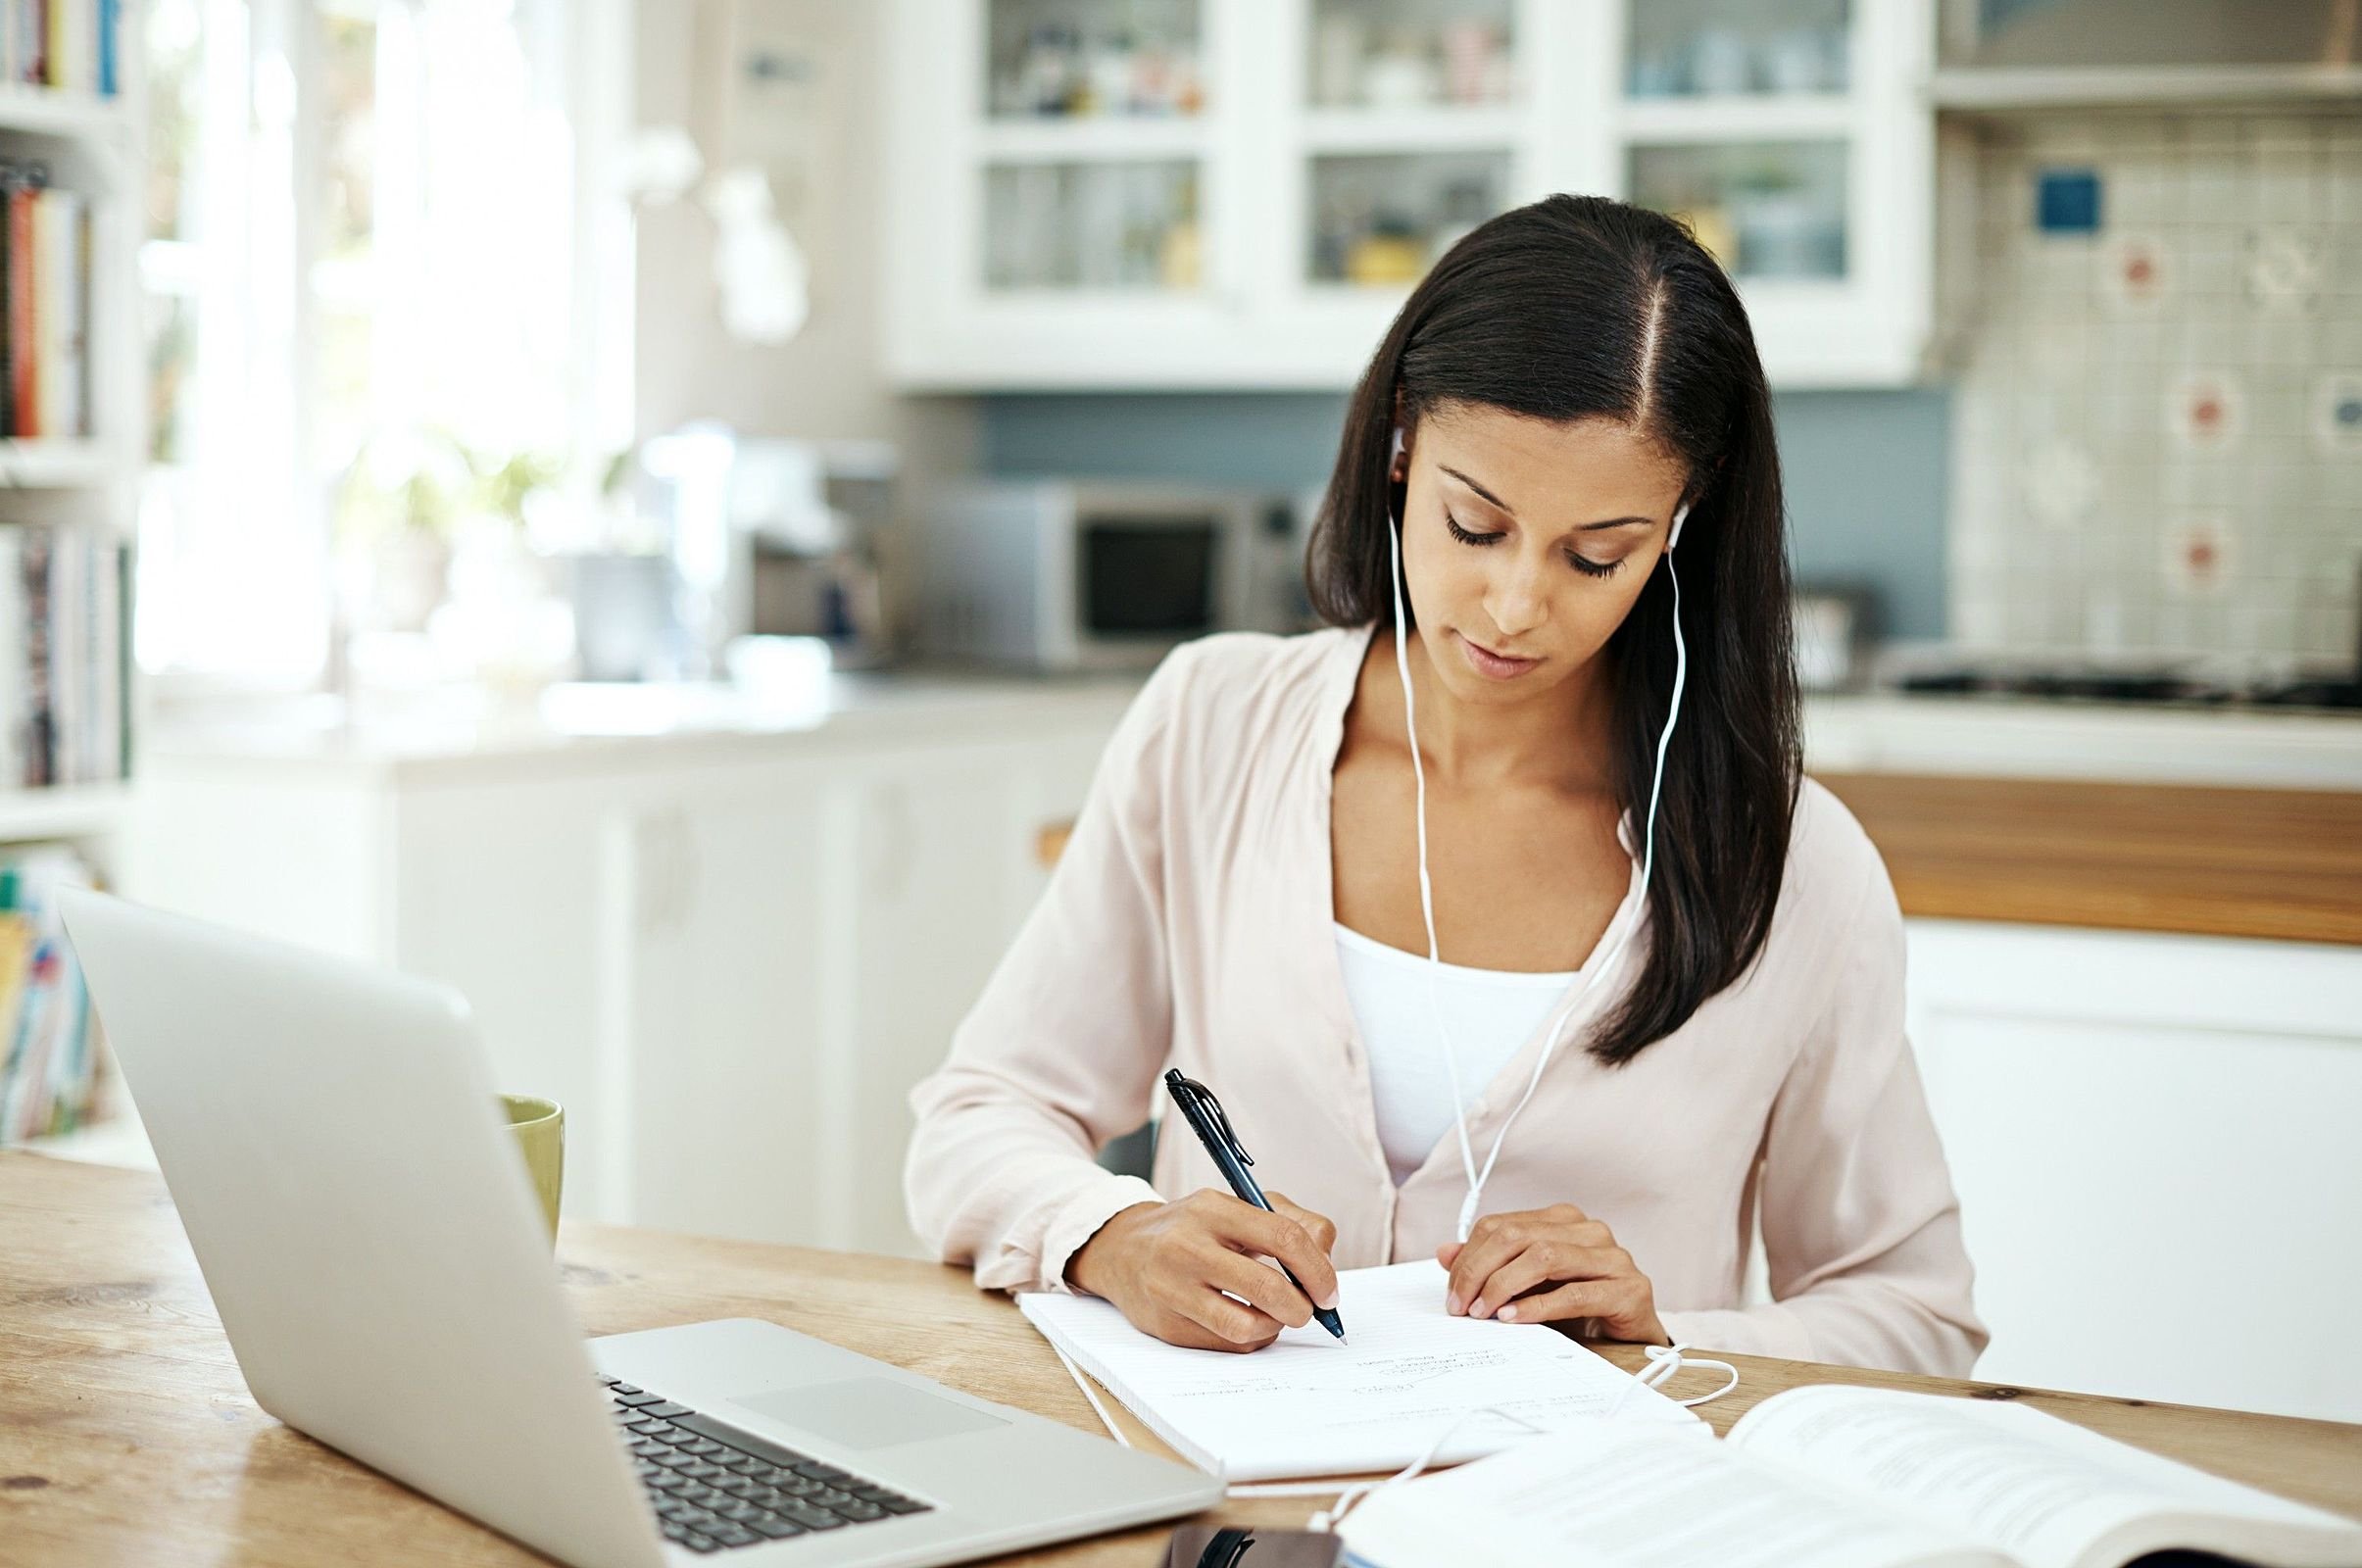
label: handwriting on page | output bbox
[1025,1259,1700,1482]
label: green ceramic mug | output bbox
[501,1095,566,1245]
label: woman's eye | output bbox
[1449,512,1622,577]
[1444,514,1503,546]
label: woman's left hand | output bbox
[1438,1202,1668,1344]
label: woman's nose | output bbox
[1485,556,1550,639]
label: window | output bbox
[137,0,631,683]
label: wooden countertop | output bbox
[1816,772,2362,946]
[6,1152,2360,1566]
[1039,775,2362,947]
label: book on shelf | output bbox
[0,843,99,1145]
[1,0,122,97]
[0,156,92,441]
[0,522,128,788]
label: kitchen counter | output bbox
[145,674,2362,791]
[140,668,1150,786]
[1820,772,2362,946]
[1027,765,2362,946]
[146,674,2362,949]
[1801,693,2362,790]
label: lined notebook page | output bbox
[1020,1259,1703,1483]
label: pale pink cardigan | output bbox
[907,628,1987,1376]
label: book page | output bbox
[1340,1421,2008,1568]
[1726,1386,2362,1568]
[1019,1260,1700,1483]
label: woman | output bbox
[905,195,1986,1377]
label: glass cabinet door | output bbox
[980,0,1208,297]
[1307,151,1507,286]
[1628,140,1848,281]
[983,160,1203,290]
[1620,0,1858,288]
[1625,0,1849,99]
[888,0,1931,390]
[1304,0,1516,109]
[1298,0,1522,294]
[985,0,1205,119]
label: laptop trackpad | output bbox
[734,1377,1008,1451]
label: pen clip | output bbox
[1167,1070,1253,1167]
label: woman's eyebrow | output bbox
[1438,464,1517,514]
[1437,464,1652,531]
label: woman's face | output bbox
[1394,400,1691,709]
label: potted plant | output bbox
[332,427,472,634]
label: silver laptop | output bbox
[59,889,1219,1567]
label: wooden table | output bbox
[7,1152,2360,1566]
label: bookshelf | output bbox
[0,0,141,841]
[0,81,129,140]
[0,435,112,486]
[0,776,121,839]
[0,0,143,1149]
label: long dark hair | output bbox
[1307,193,1800,1067]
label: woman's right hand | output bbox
[1065,1189,1342,1352]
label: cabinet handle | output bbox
[866,782,913,902]
[636,808,698,938]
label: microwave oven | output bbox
[916,480,1304,670]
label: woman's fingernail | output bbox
[1320,1290,1340,1310]
[1470,1298,1488,1318]
[1447,1293,1462,1314]
[1498,1305,1517,1321]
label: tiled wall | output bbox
[1948,113,2362,668]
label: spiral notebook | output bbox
[1018,1259,1702,1483]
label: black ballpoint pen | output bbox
[1162,1068,1347,1342]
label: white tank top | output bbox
[1332,923,1583,1187]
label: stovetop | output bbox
[1892,667,2362,711]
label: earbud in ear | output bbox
[1389,425,1405,477]
[1668,501,1692,552]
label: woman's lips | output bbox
[1455,631,1540,680]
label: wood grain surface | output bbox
[1815,772,2362,946]
[6,1152,2359,1567]
[1040,775,2362,946]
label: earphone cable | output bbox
[1386,508,1484,1205]
[1384,473,1689,1242]
[1459,547,1688,1236]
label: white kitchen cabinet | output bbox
[834,742,1111,1250]
[125,687,1133,1253]
[596,769,840,1249]
[884,0,1935,389]
[1903,918,2362,1423]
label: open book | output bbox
[1019,1259,1700,1482]
[1339,1384,2362,1568]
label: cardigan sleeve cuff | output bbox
[1036,1173,1165,1296]
[1655,1302,1818,1363]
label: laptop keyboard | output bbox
[603,1376,933,1553]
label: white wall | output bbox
[630,0,978,624]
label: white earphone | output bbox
[1387,424,1691,1241]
